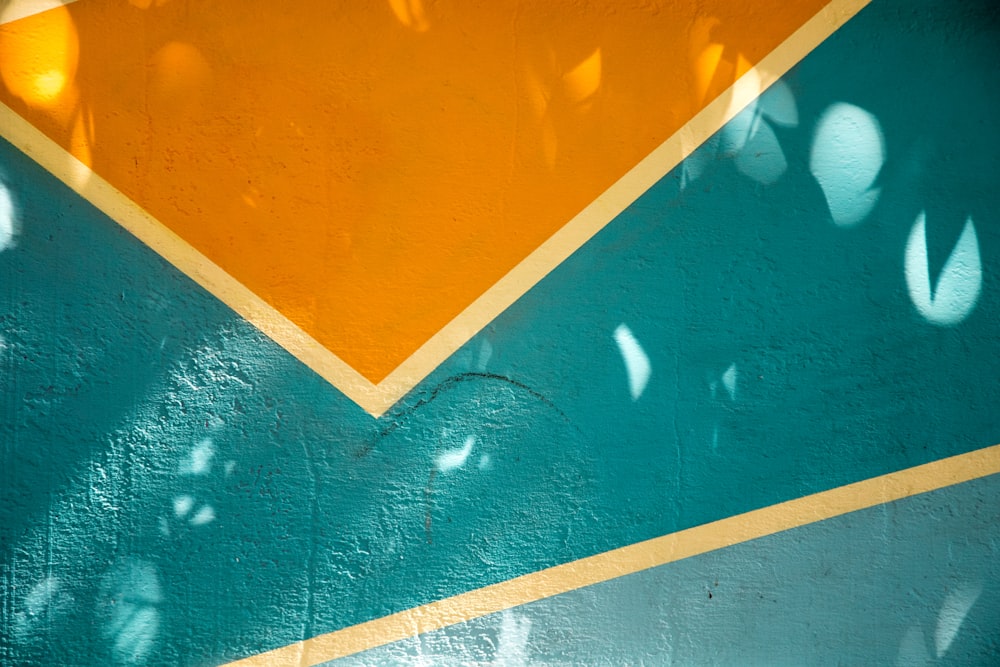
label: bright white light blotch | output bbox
[721,363,738,400]
[720,67,763,154]
[102,559,161,665]
[614,324,651,401]
[0,182,15,252]
[810,103,884,227]
[935,582,982,658]
[436,435,475,473]
[13,576,71,639]
[190,505,215,526]
[905,212,982,325]
[173,494,194,517]
[180,438,214,475]
[495,610,532,666]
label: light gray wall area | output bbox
[333,473,1000,666]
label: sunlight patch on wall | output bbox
[0,180,16,251]
[905,212,982,326]
[614,324,651,401]
[810,103,884,227]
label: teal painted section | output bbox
[332,473,1000,666]
[2,0,999,664]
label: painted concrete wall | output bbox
[1,0,999,665]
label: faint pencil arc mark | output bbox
[354,371,580,459]
[220,443,1000,667]
[0,0,872,417]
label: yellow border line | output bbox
[0,0,80,25]
[377,0,872,415]
[0,103,384,410]
[0,0,870,417]
[221,443,1000,666]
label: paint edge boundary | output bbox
[221,442,1000,666]
[0,0,871,418]
[0,103,384,414]
[362,0,873,414]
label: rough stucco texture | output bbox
[2,0,1000,665]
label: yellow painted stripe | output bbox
[377,0,872,413]
[221,443,1000,666]
[0,0,870,417]
[0,103,385,412]
[0,0,79,26]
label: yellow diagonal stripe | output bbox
[222,442,1000,666]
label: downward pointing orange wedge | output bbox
[0,0,832,390]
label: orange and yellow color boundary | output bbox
[0,0,869,416]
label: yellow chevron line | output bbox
[0,0,79,26]
[0,0,871,417]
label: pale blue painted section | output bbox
[333,473,1000,666]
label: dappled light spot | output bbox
[735,114,786,185]
[180,437,215,475]
[436,435,475,473]
[614,324,651,401]
[12,576,72,640]
[495,610,532,665]
[733,80,798,185]
[0,1,78,108]
[148,41,212,118]
[190,505,216,526]
[680,134,718,190]
[695,41,726,104]
[100,559,162,665]
[0,180,15,252]
[476,339,493,372]
[523,66,550,120]
[721,363,737,400]
[757,79,798,127]
[68,107,94,180]
[905,213,982,326]
[689,16,736,105]
[171,493,216,526]
[563,48,602,108]
[935,581,982,658]
[810,103,884,227]
[719,66,763,155]
[896,625,931,667]
[388,0,430,33]
[173,494,194,518]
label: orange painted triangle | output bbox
[0,0,828,384]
